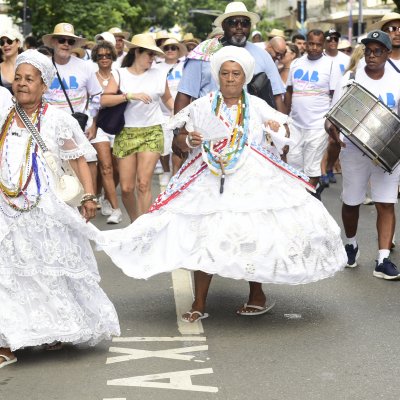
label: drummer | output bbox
[326,30,400,279]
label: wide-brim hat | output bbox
[42,23,86,48]
[108,27,130,40]
[123,34,165,56]
[71,47,85,58]
[371,12,400,31]
[182,32,201,46]
[160,38,187,58]
[155,31,170,41]
[338,39,352,50]
[214,1,260,28]
[267,28,287,39]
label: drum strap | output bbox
[388,59,400,74]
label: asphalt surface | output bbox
[2,174,400,400]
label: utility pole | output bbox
[358,0,363,40]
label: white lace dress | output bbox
[97,94,347,284]
[0,105,120,351]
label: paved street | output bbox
[2,174,400,400]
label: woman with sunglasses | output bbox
[91,41,122,224]
[0,29,23,94]
[155,38,188,183]
[101,34,173,222]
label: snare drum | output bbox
[326,82,400,172]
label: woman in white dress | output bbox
[0,50,120,368]
[98,46,347,322]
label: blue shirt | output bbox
[178,41,285,99]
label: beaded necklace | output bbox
[0,103,44,214]
[201,90,249,193]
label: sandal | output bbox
[181,310,209,323]
[236,301,276,316]
[0,354,17,369]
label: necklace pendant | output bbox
[103,79,109,86]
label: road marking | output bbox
[284,313,302,319]
[103,398,126,400]
[107,345,209,364]
[108,368,218,392]
[171,269,204,335]
[112,336,206,342]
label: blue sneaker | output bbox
[373,258,400,280]
[327,170,337,184]
[320,174,330,188]
[345,244,359,268]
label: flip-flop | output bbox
[236,301,276,316]
[181,310,209,323]
[0,354,17,369]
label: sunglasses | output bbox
[226,18,251,28]
[365,47,387,57]
[326,36,339,42]
[96,53,112,60]
[0,38,15,46]
[164,45,179,51]
[145,51,156,57]
[385,26,400,33]
[56,37,76,46]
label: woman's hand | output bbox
[186,131,203,148]
[266,120,281,132]
[81,200,97,222]
[127,93,152,104]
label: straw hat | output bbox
[42,23,86,48]
[182,32,200,46]
[160,38,187,58]
[71,47,85,58]
[371,12,400,31]
[338,39,352,50]
[214,2,260,28]
[155,31,170,41]
[267,28,287,39]
[95,32,116,46]
[108,27,130,40]
[123,34,165,56]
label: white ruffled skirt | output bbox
[98,148,347,284]
[0,194,120,351]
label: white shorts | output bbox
[340,145,400,205]
[286,123,328,177]
[91,128,115,147]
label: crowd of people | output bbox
[1,1,400,368]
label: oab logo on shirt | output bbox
[293,69,319,82]
[379,93,395,108]
[50,76,79,90]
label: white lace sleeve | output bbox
[43,107,96,160]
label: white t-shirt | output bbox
[0,86,13,110]
[44,56,102,115]
[116,67,166,127]
[331,65,400,149]
[287,54,339,129]
[154,60,184,116]
[325,51,350,76]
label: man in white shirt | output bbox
[108,27,130,67]
[285,29,340,199]
[326,30,400,279]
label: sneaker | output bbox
[327,170,337,184]
[107,208,122,224]
[159,172,171,187]
[373,258,400,280]
[100,198,113,216]
[363,197,374,205]
[345,244,359,268]
[154,161,163,175]
[320,175,330,188]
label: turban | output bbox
[210,46,255,86]
[15,49,56,87]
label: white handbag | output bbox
[15,102,84,207]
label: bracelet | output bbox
[80,194,98,205]
[126,93,134,101]
[185,135,196,149]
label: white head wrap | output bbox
[15,49,56,87]
[210,46,255,86]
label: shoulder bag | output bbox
[96,70,127,135]
[15,101,84,207]
[247,72,277,110]
[52,58,89,131]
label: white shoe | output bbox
[107,208,122,224]
[154,161,163,175]
[160,172,171,186]
[101,198,113,216]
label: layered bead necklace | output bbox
[0,104,44,215]
[202,90,249,193]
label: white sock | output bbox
[346,236,357,248]
[378,249,390,264]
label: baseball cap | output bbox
[361,30,392,51]
[324,28,341,39]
